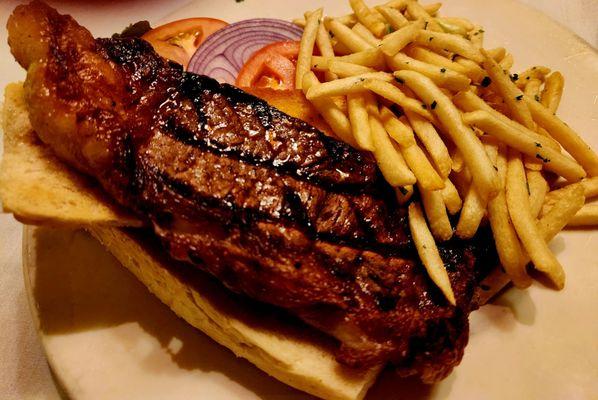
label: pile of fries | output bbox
[293,0,598,303]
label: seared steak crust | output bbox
[8,1,496,382]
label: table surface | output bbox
[0,1,596,399]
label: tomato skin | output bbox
[235,41,300,90]
[142,18,228,68]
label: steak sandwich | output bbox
[3,2,505,398]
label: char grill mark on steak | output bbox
[137,129,412,253]
[8,1,497,383]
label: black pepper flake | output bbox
[431,100,437,110]
[440,68,446,73]
[481,76,492,87]
[424,21,429,30]
[429,37,434,41]
[515,95,523,101]
[536,153,550,163]
[493,165,498,171]
[395,77,404,84]
[510,73,519,81]
[398,186,408,195]
[535,142,542,148]
[535,94,541,102]
[451,54,458,61]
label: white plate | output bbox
[16,0,598,399]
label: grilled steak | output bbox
[8,1,496,382]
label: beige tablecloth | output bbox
[0,1,596,399]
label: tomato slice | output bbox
[142,18,228,68]
[235,41,300,90]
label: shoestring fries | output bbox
[293,0,598,298]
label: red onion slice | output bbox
[187,19,303,84]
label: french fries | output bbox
[436,17,474,31]
[336,48,386,68]
[419,184,453,241]
[455,184,487,239]
[334,13,358,26]
[329,60,375,77]
[347,93,375,150]
[441,178,463,214]
[294,0,598,296]
[369,113,417,186]
[515,66,551,88]
[406,46,470,75]
[488,145,531,287]
[352,22,382,46]
[415,30,484,63]
[380,19,424,56]
[469,25,484,49]
[455,141,497,238]
[388,54,471,91]
[536,183,585,240]
[405,1,442,32]
[408,202,456,305]
[506,150,565,289]
[296,9,323,89]
[480,49,535,130]
[543,177,598,214]
[525,96,598,177]
[376,5,409,30]
[453,90,561,151]
[315,18,338,81]
[524,78,542,98]
[527,170,549,219]
[435,18,469,36]
[327,18,373,52]
[302,72,357,146]
[403,109,451,178]
[349,0,387,37]
[421,2,441,15]
[541,72,564,114]
[396,70,499,199]
[450,147,465,172]
[567,204,598,226]
[380,106,444,190]
[462,110,586,182]
[498,52,514,70]
[363,79,433,119]
[306,72,393,99]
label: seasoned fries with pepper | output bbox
[292,0,598,297]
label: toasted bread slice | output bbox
[0,83,141,227]
[89,226,381,400]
